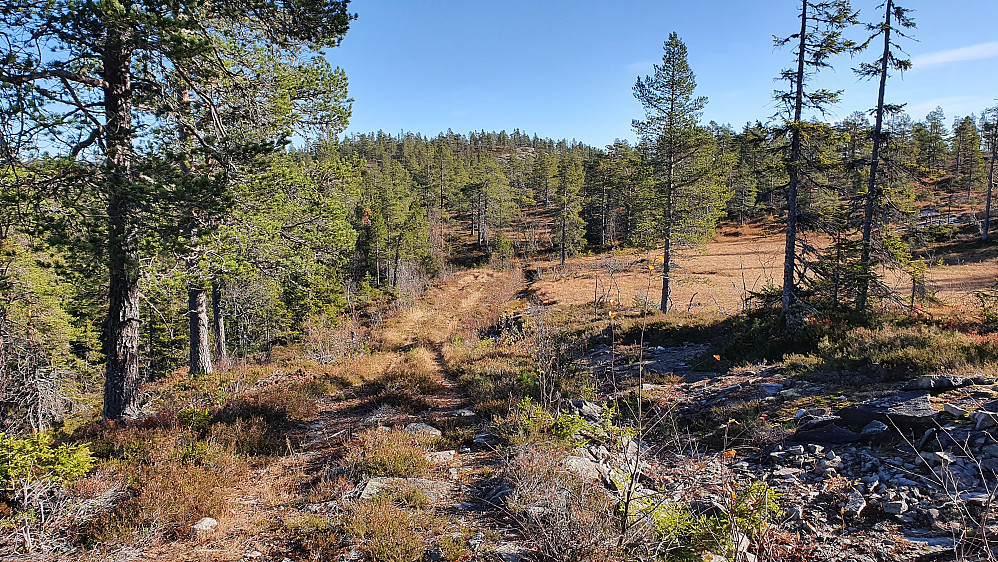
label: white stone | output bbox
[192,517,218,534]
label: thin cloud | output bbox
[913,42,998,68]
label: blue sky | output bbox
[330,1,998,147]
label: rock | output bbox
[836,392,938,429]
[360,477,453,502]
[943,403,969,417]
[192,517,218,534]
[772,467,802,479]
[972,409,998,430]
[405,422,443,438]
[903,375,968,392]
[473,432,501,447]
[793,423,860,444]
[796,415,842,431]
[571,400,602,418]
[922,451,955,467]
[563,455,602,480]
[427,450,456,463]
[453,408,476,418]
[884,500,908,515]
[689,498,727,520]
[844,490,867,518]
[806,444,824,455]
[860,420,890,441]
[758,383,783,396]
[983,459,998,474]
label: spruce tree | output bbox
[854,0,914,310]
[982,106,998,241]
[773,0,857,319]
[553,157,586,265]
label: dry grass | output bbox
[525,224,998,318]
[344,429,432,478]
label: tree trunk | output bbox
[560,183,568,265]
[661,161,675,313]
[103,31,141,421]
[984,133,997,241]
[781,0,808,317]
[188,282,213,375]
[212,280,228,366]
[857,0,893,311]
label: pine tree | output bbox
[633,32,729,312]
[0,1,353,420]
[915,107,950,174]
[951,116,985,202]
[773,0,857,319]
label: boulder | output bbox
[426,450,456,463]
[360,477,452,502]
[793,423,860,444]
[563,455,602,480]
[903,375,968,392]
[859,420,890,442]
[405,422,443,438]
[844,490,867,518]
[943,403,969,417]
[884,500,908,515]
[192,517,218,534]
[836,392,937,429]
[971,401,998,430]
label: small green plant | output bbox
[0,433,93,498]
[438,533,471,561]
[177,407,214,433]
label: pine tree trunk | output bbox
[661,161,675,313]
[857,0,893,311]
[212,280,228,366]
[103,32,141,421]
[781,0,808,317]
[188,283,213,375]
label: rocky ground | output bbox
[17,270,997,562]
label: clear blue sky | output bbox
[330,1,998,147]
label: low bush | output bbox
[341,497,427,562]
[344,429,431,477]
[505,444,621,561]
[0,433,93,501]
[822,323,998,379]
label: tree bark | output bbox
[212,280,228,366]
[857,0,893,311]
[102,29,141,421]
[984,125,997,241]
[188,281,213,375]
[781,0,808,317]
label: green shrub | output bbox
[177,407,214,433]
[648,481,781,559]
[823,323,998,379]
[0,433,92,498]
